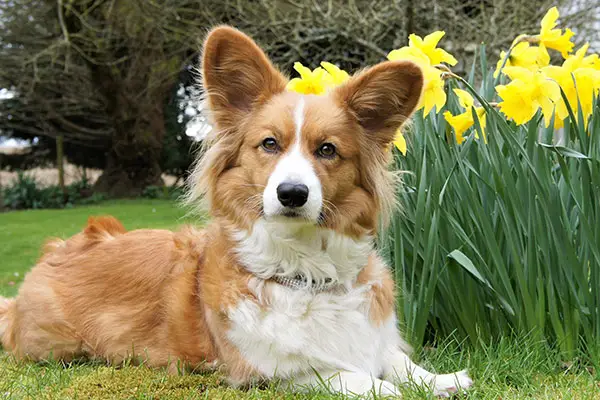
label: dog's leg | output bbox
[383,349,472,397]
[289,370,398,397]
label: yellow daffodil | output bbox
[538,7,575,58]
[387,46,447,115]
[496,67,560,126]
[444,111,472,144]
[420,66,447,115]
[585,54,600,70]
[454,88,475,109]
[287,62,335,95]
[505,67,560,127]
[494,42,550,78]
[444,89,486,144]
[496,80,537,125]
[320,62,350,85]
[543,65,599,127]
[387,31,457,115]
[562,44,599,71]
[408,31,458,66]
[287,62,350,95]
[536,44,600,127]
[393,129,407,155]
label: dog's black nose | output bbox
[277,182,309,208]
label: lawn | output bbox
[0,200,598,399]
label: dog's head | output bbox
[189,26,423,238]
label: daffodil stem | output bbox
[434,65,499,108]
[434,64,462,81]
[448,73,500,115]
[441,71,461,80]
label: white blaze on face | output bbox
[262,96,323,221]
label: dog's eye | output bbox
[316,143,336,159]
[261,137,279,153]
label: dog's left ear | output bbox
[334,60,423,146]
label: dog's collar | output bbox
[271,274,337,293]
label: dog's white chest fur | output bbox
[227,219,393,379]
[227,281,395,379]
[231,219,372,285]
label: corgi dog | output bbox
[0,27,472,397]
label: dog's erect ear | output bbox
[202,26,287,130]
[334,60,423,146]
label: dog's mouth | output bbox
[281,210,302,218]
[268,208,317,223]
[258,205,305,219]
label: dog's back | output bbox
[0,216,216,370]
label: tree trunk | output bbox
[56,134,66,197]
[94,140,164,198]
[93,113,165,197]
[92,61,169,198]
[406,0,415,39]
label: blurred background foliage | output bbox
[1,0,598,198]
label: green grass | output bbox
[0,200,598,398]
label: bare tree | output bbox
[1,0,596,197]
[216,0,598,75]
[1,0,205,196]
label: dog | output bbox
[0,26,472,397]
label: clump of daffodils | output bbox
[494,7,600,129]
[287,7,600,154]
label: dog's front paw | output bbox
[431,370,473,397]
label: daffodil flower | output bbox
[287,61,350,95]
[538,7,575,58]
[537,44,600,127]
[287,62,335,95]
[563,44,598,71]
[387,32,456,115]
[494,42,550,78]
[320,62,350,85]
[543,65,599,128]
[496,81,537,125]
[496,67,560,126]
[393,129,407,155]
[419,66,447,115]
[443,89,486,144]
[408,31,458,66]
[387,46,447,115]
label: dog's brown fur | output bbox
[0,216,396,378]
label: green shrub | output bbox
[141,185,184,200]
[2,173,105,210]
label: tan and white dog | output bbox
[0,27,472,397]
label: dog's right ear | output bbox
[333,60,423,148]
[202,26,287,131]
